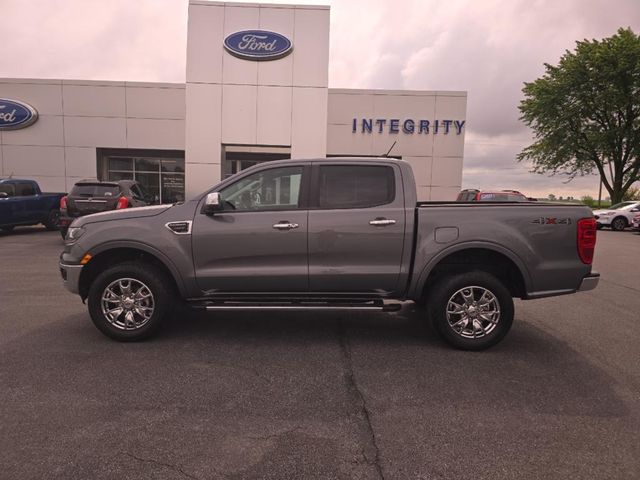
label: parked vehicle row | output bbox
[593,201,640,231]
[457,189,529,202]
[59,157,599,351]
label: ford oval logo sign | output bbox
[224,30,293,61]
[0,98,38,130]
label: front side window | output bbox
[0,184,15,197]
[318,165,395,209]
[220,166,303,211]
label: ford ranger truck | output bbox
[59,158,599,350]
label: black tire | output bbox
[59,227,68,239]
[426,271,514,351]
[596,224,603,230]
[87,262,174,341]
[43,209,60,231]
[611,216,627,231]
[1,226,15,232]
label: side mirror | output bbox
[202,192,223,215]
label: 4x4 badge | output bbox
[532,217,572,225]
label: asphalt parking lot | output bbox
[1,227,639,479]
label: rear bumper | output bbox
[578,272,600,292]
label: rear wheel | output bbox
[87,262,173,341]
[611,216,627,231]
[43,209,60,231]
[426,271,514,350]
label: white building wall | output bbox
[327,89,467,201]
[0,78,185,192]
[185,0,330,197]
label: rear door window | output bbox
[317,165,395,209]
[15,183,36,196]
[130,184,144,201]
[71,184,120,197]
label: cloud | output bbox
[1,0,638,196]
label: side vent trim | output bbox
[165,221,193,235]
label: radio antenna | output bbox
[382,141,397,158]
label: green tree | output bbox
[518,28,640,204]
[623,185,640,200]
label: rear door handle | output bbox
[273,222,299,230]
[369,218,396,226]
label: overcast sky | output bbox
[2,0,639,198]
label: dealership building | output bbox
[0,0,466,202]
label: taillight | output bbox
[116,196,129,209]
[577,217,597,264]
[60,196,67,209]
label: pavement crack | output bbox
[124,452,200,480]
[338,320,385,480]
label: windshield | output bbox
[608,202,637,210]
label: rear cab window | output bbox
[317,165,395,209]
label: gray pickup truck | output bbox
[59,158,599,350]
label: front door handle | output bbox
[369,218,396,226]
[273,222,299,230]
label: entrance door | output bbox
[192,164,309,293]
[307,163,407,294]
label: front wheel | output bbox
[87,262,173,341]
[611,217,627,231]
[426,271,514,350]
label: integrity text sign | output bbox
[353,118,465,135]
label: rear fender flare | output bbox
[409,241,532,299]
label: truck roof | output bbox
[243,156,409,168]
[0,178,38,183]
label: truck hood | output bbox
[72,205,173,227]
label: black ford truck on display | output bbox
[59,158,599,350]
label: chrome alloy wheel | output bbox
[100,278,155,331]
[446,286,501,339]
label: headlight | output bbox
[66,226,85,242]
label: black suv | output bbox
[58,180,151,238]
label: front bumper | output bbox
[578,272,600,292]
[60,257,83,295]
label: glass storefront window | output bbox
[99,149,185,205]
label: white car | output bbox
[593,201,640,231]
